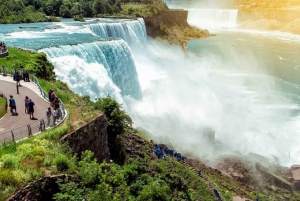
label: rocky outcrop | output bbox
[291,164,300,191]
[60,114,110,163]
[255,163,292,192]
[144,9,210,48]
[7,174,76,201]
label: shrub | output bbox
[2,155,19,169]
[0,170,18,186]
[54,154,70,172]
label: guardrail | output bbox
[0,66,67,144]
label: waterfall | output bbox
[187,8,238,29]
[40,40,142,100]
[86,18,147,47]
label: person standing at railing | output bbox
[28,99,35,119]
[50,90,56,107]
[53,108,59,125]
[46,107,52,127]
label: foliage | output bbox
[0,98,6,119]
[0,48,56,80]
[73,15,85,22]
[53,179,87,201]
[0,0,170,23]
[94,96,132,137]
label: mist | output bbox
[125,38,300,166]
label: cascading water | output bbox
[86,18,147,47]
[187,8,238,29]
[40,40,142,100]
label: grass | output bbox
[0,98,6,119]
[121,4,145,11]
[0,47,33,68]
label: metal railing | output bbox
[0,66,67,144]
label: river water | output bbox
[0,12,299,166]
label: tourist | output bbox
[48,89,52,103]
[24,70,29,82]
[28,99,35,119]
[53,108,59,125]
[13,72,21,86]
[9,95,17,115]
[46,107,52,127]
[24,96,29,113]
[54,97,60,110]
[50,90,56,106]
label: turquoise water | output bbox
[188,30,300,85]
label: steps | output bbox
[179,160,222,201]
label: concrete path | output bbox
[0,75,50,138]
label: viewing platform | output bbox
[0,50,8,58]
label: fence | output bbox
[0,66,67,144]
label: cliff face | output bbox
[144,9,210,48]
[60,114,110,163]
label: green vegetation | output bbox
[0,98,6,119]
[0,47,55,80]
[73,15,85,22]
[0,0,169,24]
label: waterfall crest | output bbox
[86,18,147,47]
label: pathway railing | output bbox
[0,66,67,144]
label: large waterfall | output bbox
[187,8,238,29]
[40,40,142,100]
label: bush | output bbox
[0,170,18,186]
[54,154,70,172]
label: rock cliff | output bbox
[60,114,110,163]
[144,9,211,49]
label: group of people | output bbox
[47,89,62,127]
[8,89,63,128]
[0,42,7,54]
[13,69,30,86]
[22,69,30,82]
[9,95,35,119]
[24,96,35,119]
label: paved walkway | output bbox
[0,75,50,135]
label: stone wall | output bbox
[60,114,110,163]
[7,174,75,201]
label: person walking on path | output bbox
[14,72,21,86]
[53,108,59,126]
[46,107,52,127]
[28,99,35,119]
[24,96,29,113]
[9,95,17,115]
